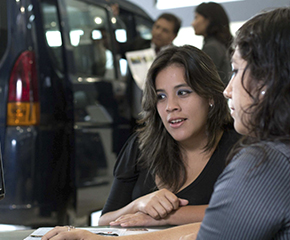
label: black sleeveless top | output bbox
[101,126,240,215]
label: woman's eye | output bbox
[157,93,166,101]
[231,69,238,78]
[177,89,192,96]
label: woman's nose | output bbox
[223,80,232,99]
[191,20,196,29]
[166,97,180,112]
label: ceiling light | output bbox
[156,0,243,10]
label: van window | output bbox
[63,0,115,79]
[0,0,7,61]
[110,14,128,78]
[135,15,152,40]
[111,15,127,43]
[111,12,153,78]
[41,2,64,71]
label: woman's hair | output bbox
[195,2,233,50]
[137,45,232,192]
[234,7,290,142]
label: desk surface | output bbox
[0,229,34,240]
[0,226,170,240]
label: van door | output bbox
[55,0,133,219]
[41,0,153,224]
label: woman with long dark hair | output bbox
[97,45,239,227]
[192,2,233,85]
[182,6,290,240]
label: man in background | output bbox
[121,13,181,55]
[122,13,182,128]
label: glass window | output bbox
[0,0,7,61]
[63,0,115,79]
[115,14,153,78]
[108,14,128,78]
[110,12,128,44]
[41,2,64,71]
[135,16,152,40]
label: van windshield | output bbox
[0,0,7,61]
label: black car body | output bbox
[0,0,153,226]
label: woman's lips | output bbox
[168,118,187,128]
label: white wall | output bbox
[127,0,290,25]
[172,21,245,48]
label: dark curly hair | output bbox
[235,7,290,141]
[227,7,290,162]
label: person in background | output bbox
[121,13,181,55]
[41,6,290,240]
[192,2,233,85]
[121,13,182,129]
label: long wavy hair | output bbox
[195,2,233,50]
[137,45,232,192]
[228,7,290,160]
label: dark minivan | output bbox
[0,0,153,227]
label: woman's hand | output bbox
[41,226,97,240]
[110,211,165,227]
[132,189,188,219]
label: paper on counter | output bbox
[24,226,163,239]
